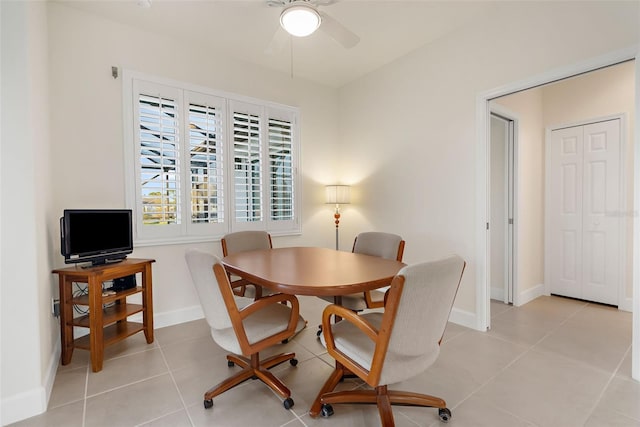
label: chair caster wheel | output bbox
[204,399,213,409]
[290,358,298,366]
[438,407,451,422]
[320,404,334,417]
[227,360,234,367]
[282,338,289,344]
[283,397,294,410]
[316,328,322,338]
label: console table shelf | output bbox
[71,303,144,328]
[71,286,143,306]
[74,321,145,350]
[53,258,155,372]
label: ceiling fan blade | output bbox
[318,11,359,49]
[264,26,290,55]
[312,0,337,6]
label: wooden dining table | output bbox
[221,246,406,417]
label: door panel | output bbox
[582,120,620,304]
[548,119,621,305]
[550,126,583,298]
[490,115,509,303]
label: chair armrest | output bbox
[237,292,301,345]
[322,304,379,345]
[239,292,299,320]
[322,304,382,384]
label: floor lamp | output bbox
[325,185,350,250]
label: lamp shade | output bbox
[325,185,350,205]
[280,2,321,37]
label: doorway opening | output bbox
[477,52,637,350]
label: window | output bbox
[124,73,300,245]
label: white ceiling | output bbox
[56,0,496,88]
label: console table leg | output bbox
[59,277,75,365]
[89,277,104,372]
[142,263,154,344]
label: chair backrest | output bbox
[221,231,272,256]
[352,232,404,261]
[376,255,465,384]
[185,249,236,331]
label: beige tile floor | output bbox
[10,295,638,427]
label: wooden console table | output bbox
[53,258,155,372]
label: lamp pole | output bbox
[334,204,341,251]
[325,184,350,251]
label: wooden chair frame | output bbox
[203,263,299,405]
[354,237,405,309]
[221,232,273,299]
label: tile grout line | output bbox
[153,336,197,427]
[81,362,89,427]
[427,300,591,425]
[582,343,633,423]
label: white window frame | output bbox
[123,70,301,246]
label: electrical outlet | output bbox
[52,298,60,318]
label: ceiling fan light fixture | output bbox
[280,3,321,37]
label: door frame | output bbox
[474,47,639,382]
[489,107,518,305]
[544,115,627,307]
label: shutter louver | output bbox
[138,94,180,225]
[268,118,294,221]
[233,111,262,222]
[189,103,224,224]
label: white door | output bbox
[548,119,621,305]
[490,114,515,304]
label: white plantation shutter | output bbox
[231,103,263,226]
[186,92,226,236]
[125,72,300,244]
[134,82,183,241]
[267,111,297,231]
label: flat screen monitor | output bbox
[60,209,133,266]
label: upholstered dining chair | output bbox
[316,232,404,337]
[318,255,466,426]
[185,249,306,410]
[319,231,405,310]
[221,230,273,299]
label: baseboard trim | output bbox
[1,383,47,426]
[448,307,480,330]
[619,296,633,312]
[490,287,504,302]
[1,335,60,425]
[516,283,545,307]
[127,304,204,330]
[44,338,61,408]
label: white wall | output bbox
[1,1,54,424]
[336,1,639,321]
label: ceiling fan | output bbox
[265,0,360,53]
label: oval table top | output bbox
[221,246,406,297]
